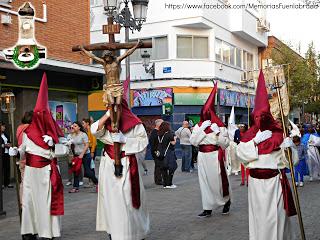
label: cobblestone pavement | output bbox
[0,160,320,240]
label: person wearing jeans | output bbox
[175,121,192,172]
[68,121,98,193]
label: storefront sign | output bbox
[174,93,212,105]
[49,101,77,135]
[219,89,255,108]
[132,88,173,107]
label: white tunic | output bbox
[237,140,298,240]
[226,141,240,174]
[91,122,150,240]
[19,133,61,238]
[190,125,230,210]
[307,135,320,178]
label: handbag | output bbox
[55,143,69,157]
[68,157,82,176]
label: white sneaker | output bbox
[166,185,177,189]
[79,181,84,186]
[66,181,72,186]
[295,182,299,186]
[235,172,239,176]
[299,182,304,187]
[309,177,313,182]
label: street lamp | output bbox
[141,50,154,78]
[0,91,21,220]
[103,0,149,107]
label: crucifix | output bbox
[72,16,152,177]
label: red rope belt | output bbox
[250,168,297,217]
[199,144,229,197]
[104,144,141,209]
[26,153,64,216]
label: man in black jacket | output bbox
[149,119,163,185]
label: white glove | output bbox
[199,120,211,131]
[9,147,18,156]
[253,130,272,144]
[210,123,220,134]
[281,137,293,148]
[111,132,126,143]
[42,135,54,147]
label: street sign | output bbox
[163,67,171,73]
[103,24,121,34]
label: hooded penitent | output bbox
[198,82,229,197]
[25,73,63,148]
[24,72,64,215]
[241,70,284,154]
[199,82,225,127]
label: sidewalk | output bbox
[0,159,320,239]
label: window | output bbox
[194,37,209,58]
[153,36,168,60]
[215,39,222,61]
[247,53,254,70]
[236,48,242,68]
[177,36,208,59]
[177,36,192,58]
[243,51,247,70]
[129,36,168,62]
[90,0,102,6]
[222,42,230,64]
[230,45,235,66]
[242,51,254,70]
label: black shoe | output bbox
[22,234,37,240]
[222,200,231,215]
[197,210,212,218]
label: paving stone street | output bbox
[0,160,319,240]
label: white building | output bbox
[90,0,270,126]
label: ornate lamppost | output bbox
[0,92,21,220]
[103,0,149,107]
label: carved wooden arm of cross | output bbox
[72,41,152,52]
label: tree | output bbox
[270,41,319,114]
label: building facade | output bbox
[89,0,269,134]
[0,0,104,134]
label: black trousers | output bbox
[2,153,11,187]
[154,158,163,185]
[161,168,175,187]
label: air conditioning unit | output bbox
[257,18,270,32]
[1,14,12,25]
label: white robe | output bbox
[190,125,230,210]
[226,141,240,174]
[237,140,298,240]
[91,122,150,240]
[19,133,61,238]
[307,135,320,179]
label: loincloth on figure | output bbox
[102,83,124,106]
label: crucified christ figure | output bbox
[80,40,142,177]
[80,40,143,132]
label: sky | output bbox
[265,0,320,55]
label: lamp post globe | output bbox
[103,0,118,15]
[131,0,149,25]
[0,92,16,113]
[141,50,151,68]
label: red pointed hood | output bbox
[105,99,142,133]
[25,73,64,149]
[241,70,283,154]
[199,82,225,127]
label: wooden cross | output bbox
[72,16,152,178]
